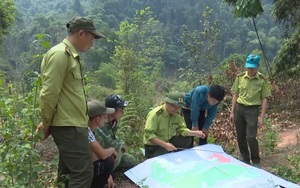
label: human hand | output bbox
[258,118,264,127]
[111,148,118,160]
[164,143,177,151]
[191,126,199,131]
[202,129,209,138]
[107,175,115,188]
[121,145,126,153]
[194,130,206,139]
[36,122,43,132]
[35,122,50,140]
[229,113,235,126]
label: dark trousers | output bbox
[50,126,93,188]
[234,103,260,164]
[182,108,207,147]
[144,135,192,159]
[91,156,114,188]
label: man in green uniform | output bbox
[230,54,271,166]
[143,91,206,159]
[39,17,105,187]
[94,94,138,171]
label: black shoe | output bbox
[241,160,250,165]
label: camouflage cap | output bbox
[66,17,105,39]
[164,91,185,106]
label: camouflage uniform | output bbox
[94,120,137,170]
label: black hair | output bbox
[209,85,225,101]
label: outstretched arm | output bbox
[150,137,177,151]
[186,130,205,139]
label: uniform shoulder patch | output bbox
[237,72,246,77]
[156,108,164,116]
[64,45,71,56]
[258,72,267,80]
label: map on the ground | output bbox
[125,144,300,188]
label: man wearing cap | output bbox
[87,100,117,188]
[39,16,105,187]
[94,94,137,172]
[230,54,271,166]
[182,85,225,147]
[143,91,206,159]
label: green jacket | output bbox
[231,71,271,106]
[94,120,124,152]
[39,39,88,127]
[143,104,190,146]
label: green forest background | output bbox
[0,0,300,187]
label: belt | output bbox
[237,103,260,108]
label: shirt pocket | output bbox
[238,85,247,95]
[65,69,83,92]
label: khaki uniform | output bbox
[40,39,92,187]
[232,71,271,164]
[143,104,192,158]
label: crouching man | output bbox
[143,91,206,159]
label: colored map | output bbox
[125,144,300,188]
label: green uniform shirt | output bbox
[231,71,271,106]
[143,104,190,146]
[39,39,88,127]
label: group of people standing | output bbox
[38,16,271,188]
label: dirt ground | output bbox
[261,127,300,166]
[260,116,300,185]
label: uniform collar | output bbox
[244,71,259,79]
[62,39,80,59]
[162,104,169,116]
[162,104,180,116]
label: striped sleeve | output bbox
[88,127,96,143]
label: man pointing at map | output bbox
[143,91,205,159]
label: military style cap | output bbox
[88,100,115,117]
[66,16,105,39]
[245,54,260,69]
[164,91,185,106]
[105,94,129,109]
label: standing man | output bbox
[39,17,105,187]
[143,91,206,159]
[230,54,271,166]
[182,85,225,146]
[94,94,137,171]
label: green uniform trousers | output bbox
[50,126,93,188]
[234,103,260,164]
[144,135,192,159]
[114,152,137,170]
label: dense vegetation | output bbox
[0,0,300,187]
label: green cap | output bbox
[88,100,115,117]
[164,91,185,106]
[66,17,105,39]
